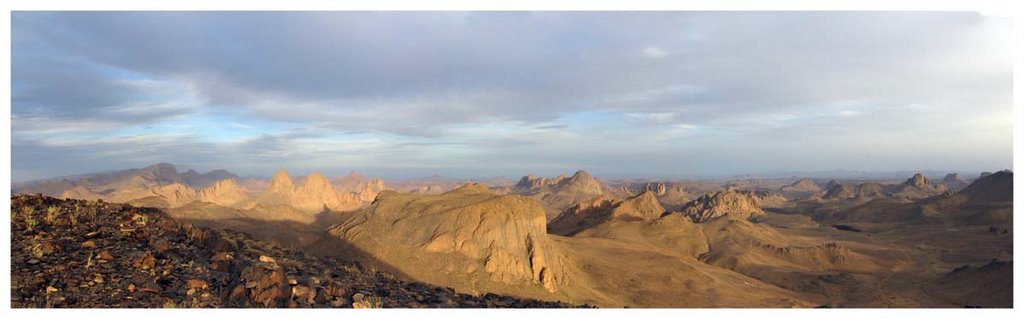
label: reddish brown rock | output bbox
[187,279,209,290]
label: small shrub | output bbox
[32,244,44,258]
[365,296,384,308]
[44,206,60,225]
[353,295,384,308]
[24,213,39,231]
[85,251,94,269]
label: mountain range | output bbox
[11,163,1013,308]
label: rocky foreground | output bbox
[10,194,583,308]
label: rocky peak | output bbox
[826,179,843,190]
[823,184,856,200]
[201,178,246,198]
[300,172,331,188]
[146,162,178,172]
[515,174,556,190]
[943,173,962,183]
[959,170,1013,203]
[905,173,930,187]
[150,183,198,207]
[449,182,493,194]
[293,172,342,211]
[269,169,294,193]
[645,182,668,196]
[555,170,604,195]
[141,163,181,185]
[610,190,666,221]
[344,170,366,181]
[789,178,819,189]
[680,189,764,223]
[355,178,387,202]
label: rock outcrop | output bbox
[198,179,250,207]
[268,169,295,193]
[332,172,388,203]
[645,182,668,196]
[548,191,666,235]
[822,181,886,200]
[150,183,199,207]
[943,173,961,184]
[916,170,1013,225]
[780,179,822,198]
[679,189,765,223]
[510,171,606,220]
[292,173,345,213]
[904,173,931,187]
[892,173,947,200]
[322,184,569,295]
[514,174,566,190]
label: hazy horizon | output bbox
[11,161,998,184]
[12,12,1013,181]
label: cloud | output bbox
[642,46,669,58]
[10,12,1013,180]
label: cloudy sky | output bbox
[11,12,1013,181]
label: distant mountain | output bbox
[331,171,386,203]
[13,163,240,196]
[679,189,768,223]
[509,170,607,220]
[548,191,665,236]
[916,170,1013,225]
[12,163,389,249]
[778,178,823,199]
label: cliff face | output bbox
[324,184,570,296]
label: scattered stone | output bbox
[81,240,97,249]
[329,299,347,307]
[134,253,156,270]
[291,285,315,304]
[258,255,276,264]
[96,251,115,261]
[187,279,209,290]
[139,283,161,294]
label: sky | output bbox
[11,11,1013,181]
